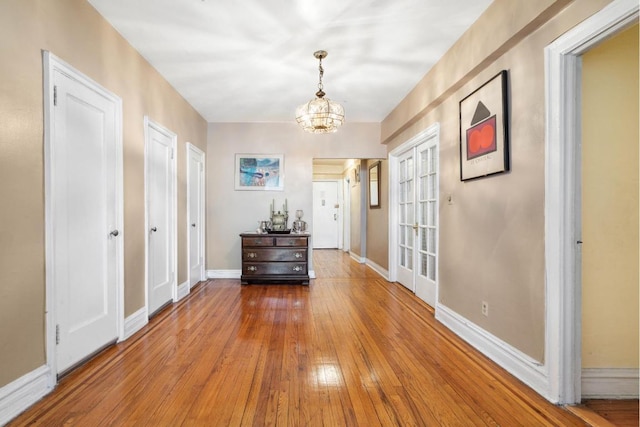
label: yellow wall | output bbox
[0,0,207,387]
[381,0,614,361]
[581,24,639,368]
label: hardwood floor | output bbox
[11,250,592,426]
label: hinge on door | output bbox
[55,324,60,345]
[53,86,57,106]
[171,148,174,159]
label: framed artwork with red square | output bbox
[459,70,509,181]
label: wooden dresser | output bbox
[240,233,310,285]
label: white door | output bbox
[395,137,439,306]
[313,181,339,248]
[187,143,205,288]
[396,149,416,292]
[414,142,438,305]
[146,119,176,316]
[47,54,123,374]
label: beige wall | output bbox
[206,123,384,271]
[381,0,614,361]
[581,24,639,368]
[0,0,207,387]
[366,160,389,270]
[349,161,364,257]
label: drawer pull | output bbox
[293,265,303,272]
[247,266,258,272]
[247,252,257,258]
[295,252,303,259]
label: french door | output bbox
[394,133,439,307]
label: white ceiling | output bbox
[87,0,492,123]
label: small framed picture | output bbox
[234,154,284,191]
[459,70,510,181]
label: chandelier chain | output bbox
[318,57,324,92]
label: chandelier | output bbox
[295,50,345,134]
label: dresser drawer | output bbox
[242,236,274,247]
[275,236,308,247]
[243,262,308,276]
[243,248,307,262]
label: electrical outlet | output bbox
[481,301,489,316]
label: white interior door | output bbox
[394,135,439,307]
[414,142,438,305]
[146,119,176,316]
[187,143,205,288]
[396,150,416,292]
[47,54,123,374]
[313,181,339,248]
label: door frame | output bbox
[312,179,343,249]
[144,116,178,317]
[544,0,638,404]
[186,142,206,289]
[43,51,124,386]
[343,176,351,252]
[388,123,440,285]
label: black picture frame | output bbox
[459,70,509,181]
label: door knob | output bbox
[110,230,119,237]
[151,227,157,232]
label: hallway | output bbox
[11,250,587,426]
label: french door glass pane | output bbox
[407,249,413,270]
[407,158,414,181]
[428,174,435,199]
[421,228,427,251]
[428,201,436,227]
[420,176,428,200]
[421,253,428,277]
[400,248,406,267]
[428,255,435,281]
[400,160,406,181]
[407,227,413,247]
[400,203,406,223]
[429,147,436,173]
[407,201,414,225]
[400,225,406,245]
[428,228,436,253]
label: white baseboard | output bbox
[435,303,549,399]
[207,269,241,279]
[176,280,189,301]
[0,365,52,426]
[207,269,316,280]
[582,368,639,398]
[365,258,389,280]
[123,307,148,341]
[349,252,365,263]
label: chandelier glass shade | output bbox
[295,51,345,134]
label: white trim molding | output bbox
[123,307,148,341]
[436,304,548,398]
[176,280,190,302]
[349,252,366,264]
[207,269,242,279]
[581,368,639,399]
[544,0,639,404]
[0,366,52,426]
[365,258,390,281]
